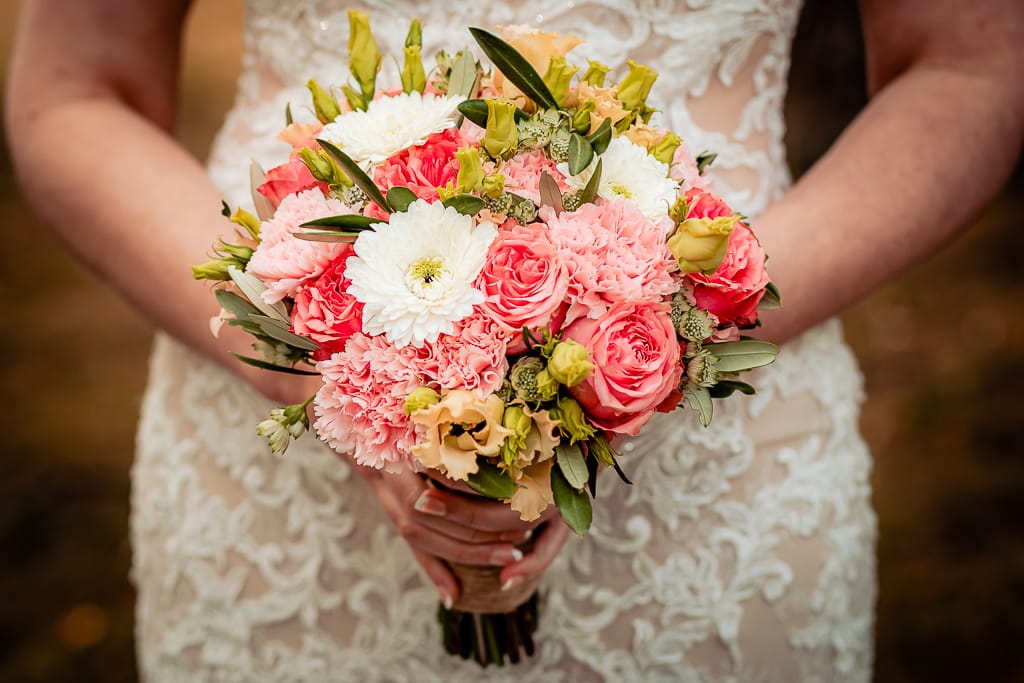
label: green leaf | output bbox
[456,99,528,128]
[707,339,779,373]
[686,385,713,427]
[538,172,564,214]
[696,150,718,175]
[708,380,756,399]
[442,194,485,216]
[578,159,603,205]
[586,118,612,155]
[551,463,592,536]
[250,160,277,221]
[759,281,781,310]
[230,352,319,375]
[468,28,558,110]
[316,138,392,212]
[568,133,594,176]
[294,232,360,243]
[300,214,383,230]
[586,452,599,498]
[215,289,260,321]
[249,314,321,351]
[555,442,588,489]
[285,102,293,126]
[386,186,419,213]
[227,266,290,323]
[220,200,231,218]
[465,460,517,499]
[447,49,480,100]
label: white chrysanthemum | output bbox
[345,200,497,348]
[560,136,680,224]
[320,92,464,163]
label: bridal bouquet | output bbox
[194,11,779,666]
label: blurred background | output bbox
[1,1,1021,681]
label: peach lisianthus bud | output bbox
[409,391,513,481]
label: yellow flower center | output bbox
[609,183,633,198]
[405,257,449,299]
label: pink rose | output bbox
[564,301,682,436]
[257,159,327,208]
[682,187,734,220]
[291,252,364,361]
[475,222,568,346]
[689,223,769,327]
[372,129,465,202]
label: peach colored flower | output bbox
[572,81,630,134]
[545,202,679,323]
[409,390,513,481]
[290,252,364,361]
[491,26,582,109]
[278,121,323,150]
[564,301,682,436]
[508,459,555,522]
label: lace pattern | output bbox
[132,1,876,680]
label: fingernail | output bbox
[512,548,524,562]
[414,494,446,517]
[523,528,534,541]
[501,576,524,592]
[440,591,454,610]
[489,547,523,565]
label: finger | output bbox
[414,512,533,545]
[412,549,459,609]
[415,488,542,533]
[499,521,571,588]
[401,519,524,567]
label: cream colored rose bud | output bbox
[668,216,737,274]
[547,339,593,387]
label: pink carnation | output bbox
[689,223,769,327]
[501,149,569,205]
[313,333,431,472]
[565,300,682,436]
[372,129,465,202]
[290,252,364,361]
[475,221,568,346]
[546,201,679,323]
[247,189,354,303]
[426,311,510,396]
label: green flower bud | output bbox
[572,100,596,133]
[401,46,426,94]
[191,259,234,281]
[256,397,312,454]
[547,339,593,387]
[481,173,505,199]
[650,131,682,165]
[218,241,254,264]
[404,386,442,415]
[587,433,616,467]
[543,56,579,107]
[404,17,422,48]
[341,83,367,113]
[535,369,560,402]
[229,207,262,240]
[547,127,571,163]
[483,99,520,160]
[347,9,380,101]
[510,356,545,403]
[257,417,291,454]
[668,216,737,273]
[686,349,719,388]
[550,396,596,443]
[581,60,611,87]
[500,405,533,464]
[306,79,341,123]
[616,59,658,111]
[454,147,485,193]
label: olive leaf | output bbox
[759,281,781,310]
[386,186,419,213]
[465,460,517,499]
[538,172,565,214]
[555,442,588,489]
[231,352,319,376]
[706,339,779,373]
[578,159,603,205]
[586,118,612,155]
[468,27,558,110]
[215,289,260,321]
[294,232,360,243]
[442,194,485,216]
[686,385,713,427]
[227,266,289,323]
[551,463,592,536]
[249,314,321,352]
[456,99,529,128]
[250,160,277,221]
[708,380,756,399]
[568,133,594,176]
[447,49,480,100]
[300,214,383,230]
[316,138,392,212]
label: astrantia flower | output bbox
[320,92,465,164]
[560,136,679,224]
[345,200,497,348]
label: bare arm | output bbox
[756,0,1024,343]
[4,0,300,400]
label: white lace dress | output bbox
[131,1,877,680]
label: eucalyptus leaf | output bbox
[386,186,419,213]
[707,339,779,373]
[249,314,321,351]
[227,266,290,323]
[586,118,612,155]
[555,443,588,489]
[465,461,517,499]
[215,289,260,321]
[230,352,319,375]
[300,214,383,230]
[447,49,480,100]
[708,380,756,399]
[568,133,594,176]
[294,232,360,243]
[316,138,392,212]
[551,464,592,536]
[442,194,485,216]
[538,172,564,214]
[250,160,277,221]
[759,281,782,310]
[468,28,558,110]
[686,385,713,427]
[578,159,603,205]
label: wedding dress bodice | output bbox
[131,2,877,680]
